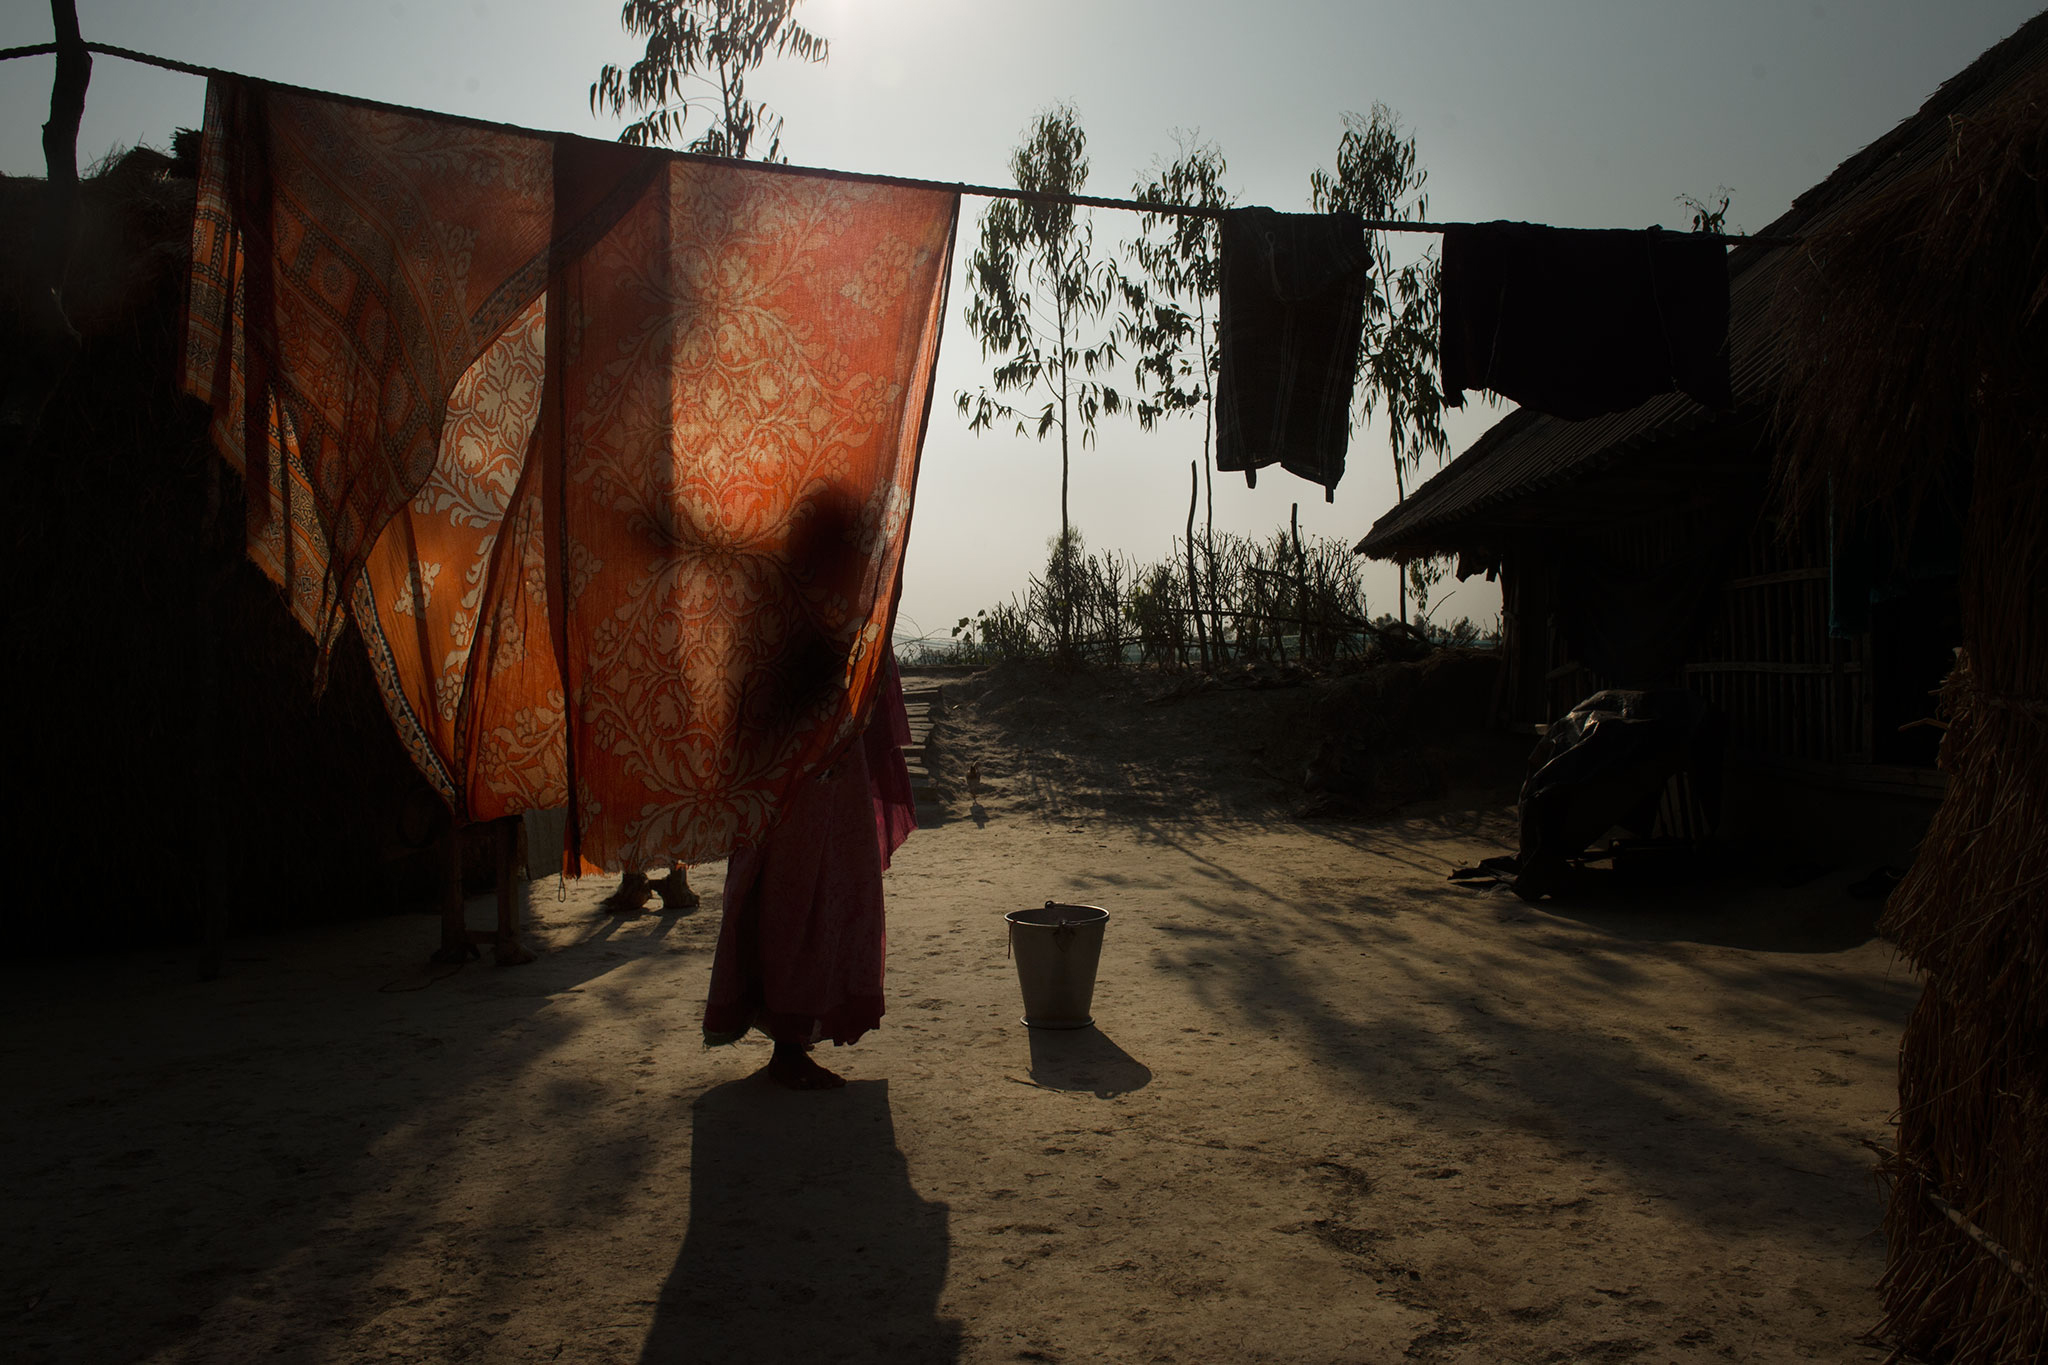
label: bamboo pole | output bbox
[1186,463,1209,670]
[1291,503,1308,659]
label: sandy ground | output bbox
[3,664,1920,1365]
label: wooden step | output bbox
[901,684,942,805]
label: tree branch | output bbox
[6,0,93,451]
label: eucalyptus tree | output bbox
[956,104,1125,648]
[1310,104,1447,621]
[1124,134,1233,660]
[1125,135,1233,547]
[590,0,827,159]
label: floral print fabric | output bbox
[184,82,555,663]
[184,80,955,870]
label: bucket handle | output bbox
[1008,901,1080,957]
[1048,900,1076,949]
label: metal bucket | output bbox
[1006,901,1108,1029]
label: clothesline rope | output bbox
[2,37,1798,248]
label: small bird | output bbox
[967,760,982,802]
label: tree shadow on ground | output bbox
[0,886,722,1365]
[1303,820,1895,956]
[639,1077,958,1365]
[1150,829,1919,1250]
[1529,866,1890,955]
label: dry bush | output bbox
[937,526,1390,670]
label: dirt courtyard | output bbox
[3,665,1920,1364]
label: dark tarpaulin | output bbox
[1514,688,1725,898]
[1440,221,1731,420]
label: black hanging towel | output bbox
[1439,222,1731,420]
[1215,208,1371,502]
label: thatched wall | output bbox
[1774,60,2048,1365]
[0,146,448,952]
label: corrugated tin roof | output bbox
[1356,11,2048,561]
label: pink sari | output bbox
[704,659,915,1047]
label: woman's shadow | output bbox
[639,1075,960,1365]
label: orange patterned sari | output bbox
[185,80,954,871]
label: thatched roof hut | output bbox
[1351,18,2048,1353]
[1773,27,2048,1364]
[0,143,449,955]
[1352,17,2048,872]
[1357,13,2048,572]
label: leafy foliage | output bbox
[956,104,1126,573]
[1677,186,1735,234]
[1123,135,1232,433]
[1123,135,1235,665]
[1309,105,1448,496]
[590,0,827,160]
[1405,552,1453,624]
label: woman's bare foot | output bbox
[600,871,653,915]
[767,1042,846,1091]
[655,867,700,912]
[491,935,537,966]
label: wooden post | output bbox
[433,817,534,964]
[1798,577,1815,758]
[432,824,472,963]
[1829,618,1845,762]
[195,442,231,979]
[1764,579,1778,753]
[492,816,535,965]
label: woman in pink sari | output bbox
[702,658,917,1089]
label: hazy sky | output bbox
[4,1,2039,645]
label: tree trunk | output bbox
[1058,319,1071,550]
[1057,312,1072,653]
[1059,423,1070,555]
[1393,457,1409,625]
[38,0,89,299]
[6,0,92,454]
[1198,296,1221,661]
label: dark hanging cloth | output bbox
[1439,222,1732,420]
[1215,208,1371,502]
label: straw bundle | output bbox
[1774,62,2048,1365]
